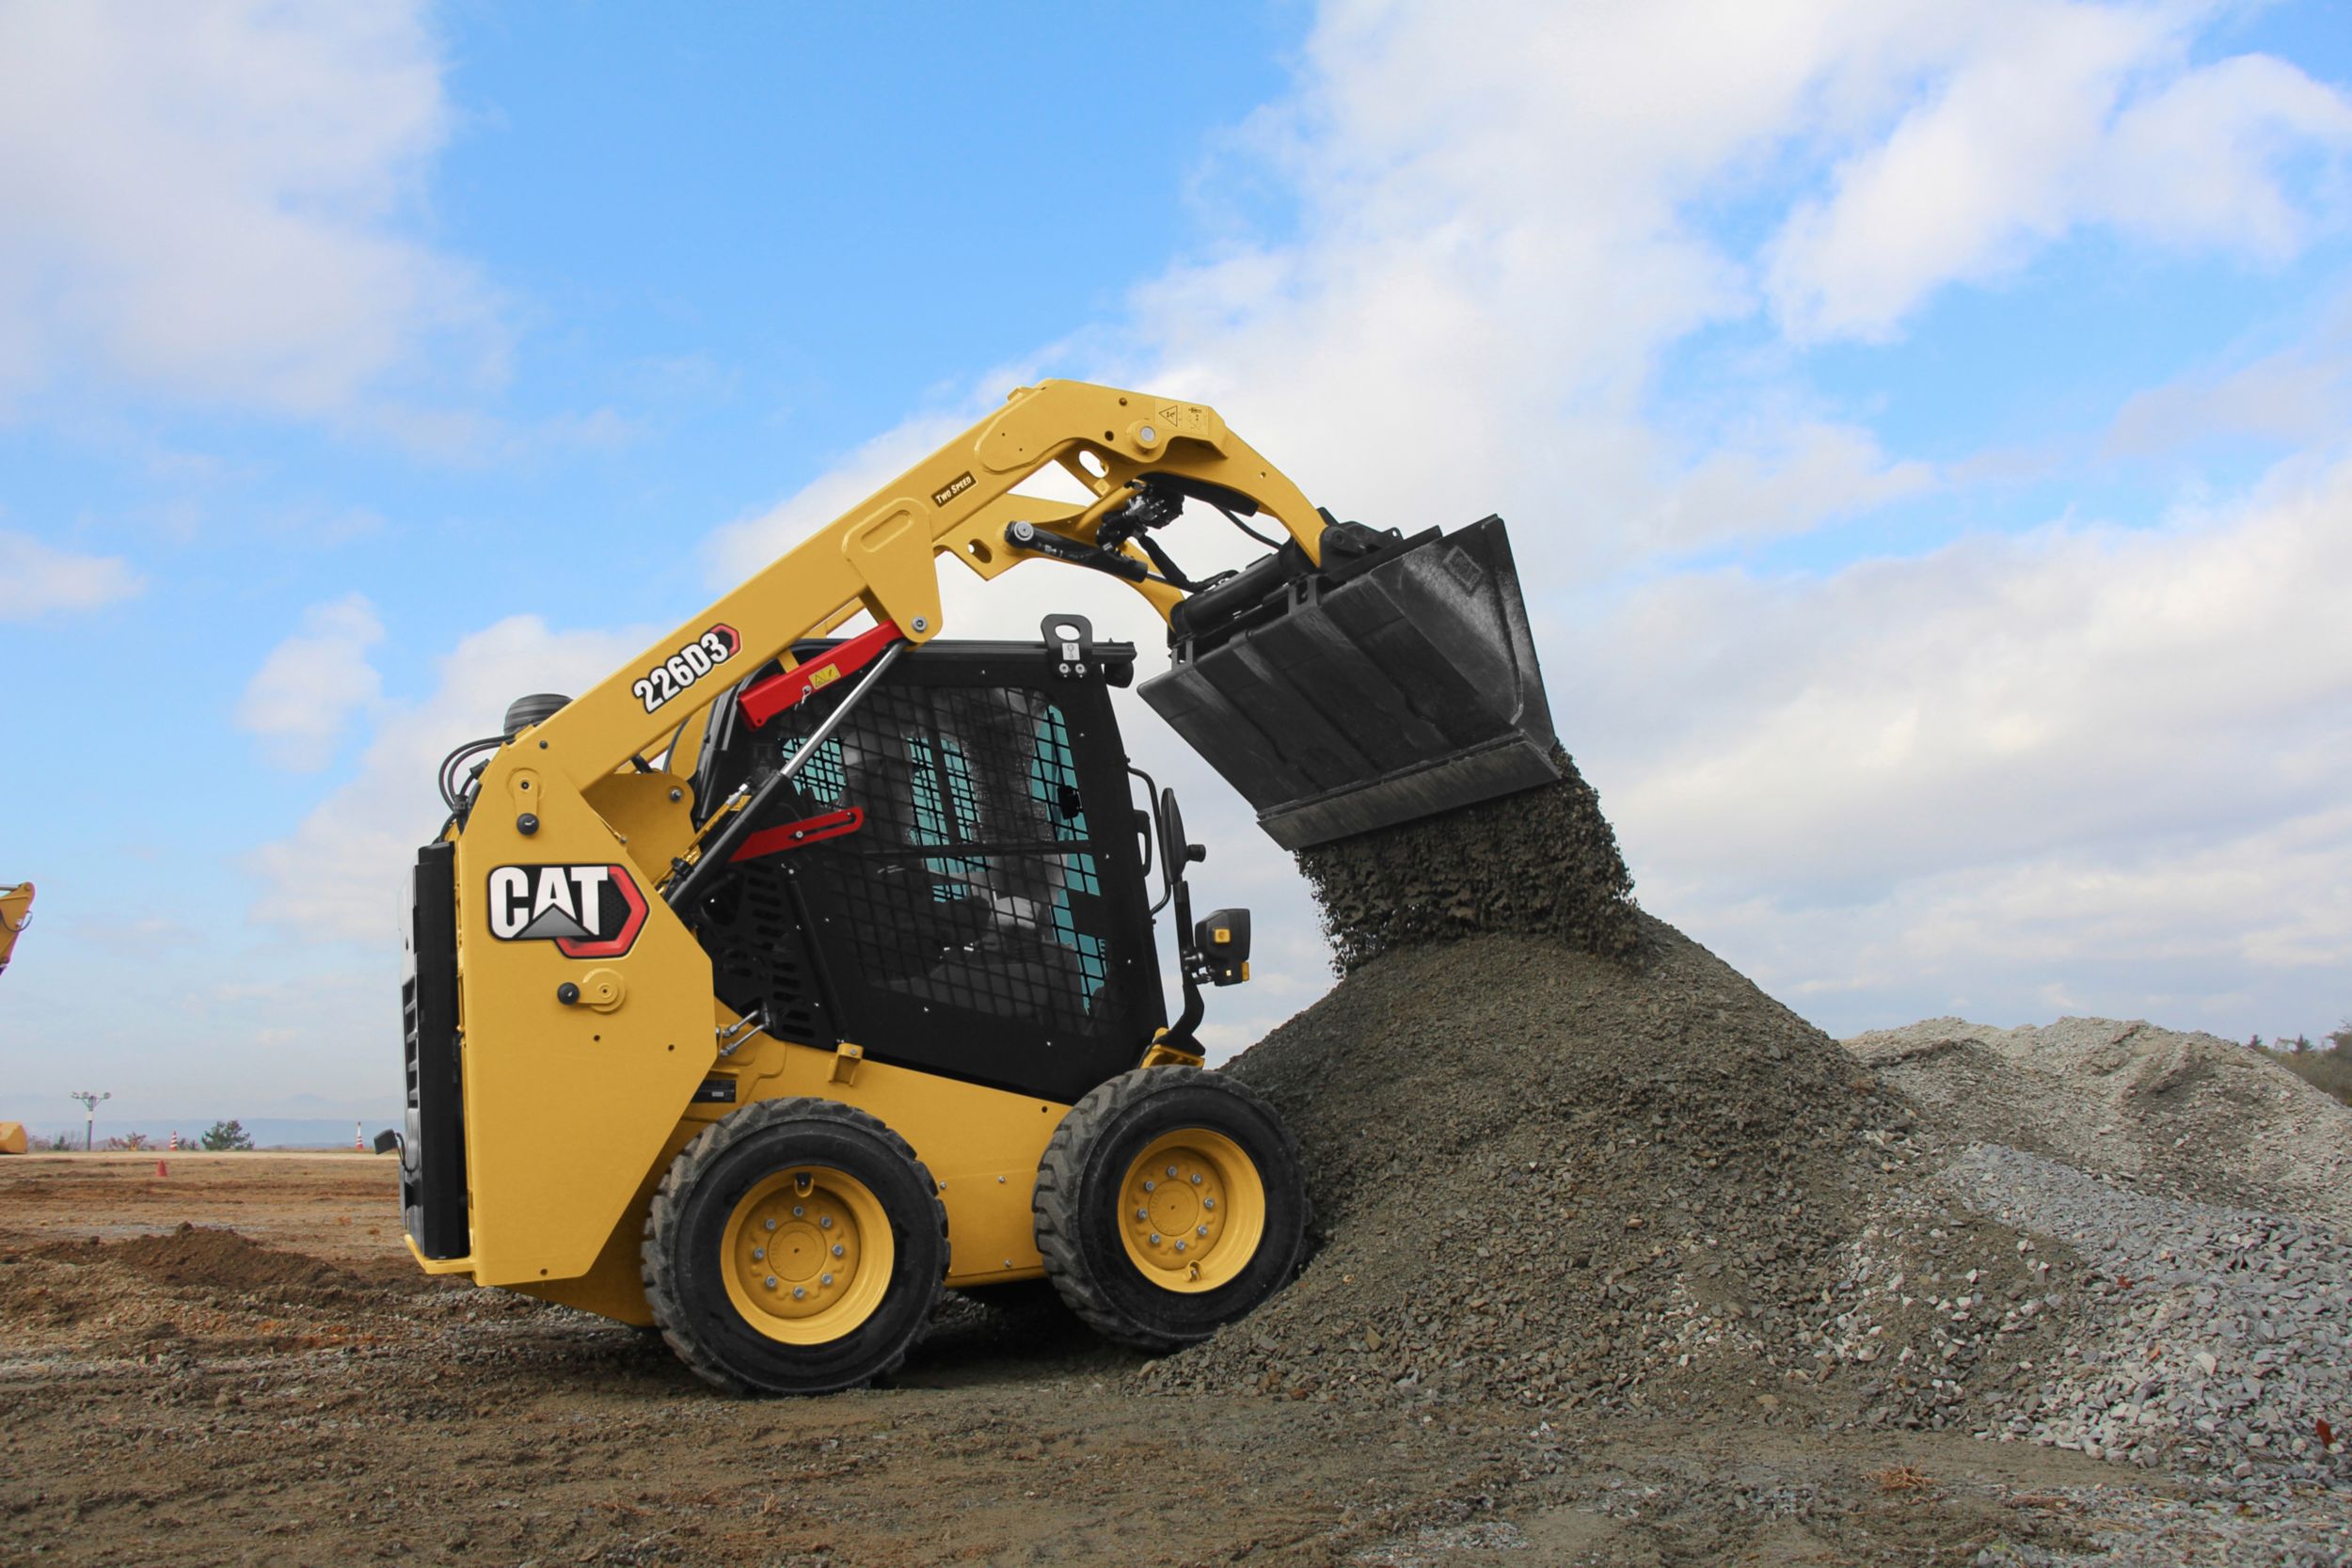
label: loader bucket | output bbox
[1139,516,1558,850]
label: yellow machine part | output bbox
[0,1121,27,1155]
[0,881,32,977]
[514,1024,1069,1324]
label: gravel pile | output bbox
[1297,747,1642,973]
[1143,917,2048,1420]
[1849,1017,2352,1227]
[1939,1144,2351,1483]
[1152,764,2352,1568]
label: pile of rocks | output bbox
[1941,1145,2350,1482]
[1157,768,2352,1512]
[1849,1017,2352,1227]
[1143,917,2041,1424]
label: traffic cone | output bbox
[156,1160,168,1178]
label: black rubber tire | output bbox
[1033,1067,1310,1353]
[642,1098,946,1395]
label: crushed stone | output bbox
[1939,1144,2351,1484]
[1143,917,2060,1429]
[1296,747,1641,973]
[1848,1017,2352,1227]
[1160,765,2352,1553]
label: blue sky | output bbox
[4,0,2350,1125]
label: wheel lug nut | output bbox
[753,1247,766,1260]
[1204,1198,1216,1211]
[1136,1208,1149,1221]
[764,1218,777,1231]
[1176,1241,1188,1253]
[1166,1165,1178,1178]
[1197,1226,1208,1237]
[764,1275,778,1290]
[792,1205,804,1218]
[792,1286,805,1300]
[1149,1232,1162,1245]
[1190,1174,1201,1185]
[821,1273,834,1286]
[833,1243,845,1257]
[1144,1180,1155,1192]
[819,1216,833,1229]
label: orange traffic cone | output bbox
[155,1160,168,1178]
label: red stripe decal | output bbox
[730,807,866,863]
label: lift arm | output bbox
[524,380,1325,798]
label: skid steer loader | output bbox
[392,381,1556,1393]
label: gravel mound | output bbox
[87,1223,360,1296]
[1144,917,2060,1420]
[1158,758,2352,1545]
[4,1224,403,1360]
[1848,1018,2352,1226]
[1297,748,1641,972]
[1942,1145,2351,1484]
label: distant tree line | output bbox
[2249,1022,2352,1107]
[27,1118,257,1151]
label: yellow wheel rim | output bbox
[1117,1129,1267,1294]
[719,1165,893,1345]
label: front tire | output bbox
[643,1098,946,1394]
[1033,1067,1310,1352]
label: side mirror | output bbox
[1157,786,1189,879]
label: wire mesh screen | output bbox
[764,678,1125,1043]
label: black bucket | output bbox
[1139,515,1558,850]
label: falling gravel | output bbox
[1296,747,1642,972]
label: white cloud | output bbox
[234,593,387,770]
[0,0,495,415]
[0,528,143,618]
[2105,319,2352,458]
[1766,8,2352,341]
[1580,451,2352,1032]
[247,614,655,942]
[1645,420,1936,551]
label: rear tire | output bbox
[643,1098,946,1394]
[1034,1067,1310,1352]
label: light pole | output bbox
[70,1090,110,1151]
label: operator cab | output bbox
[681,615,1247,1105]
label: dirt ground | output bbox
[1,1153,2267,1567]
